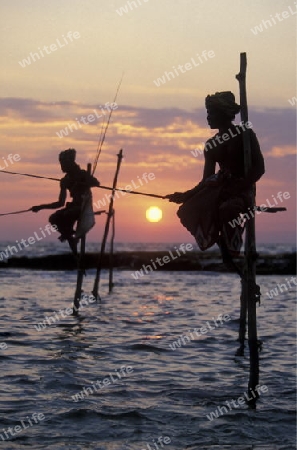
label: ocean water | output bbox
[0,257,296,449]
[0,241,296,259]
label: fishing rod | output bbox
[98,185,166,199]
[1,170,59,181]
[0,208,32,217]
[0,169,167,212]
[92,72,124,176]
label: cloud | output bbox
[0,96,295,180]
[249,107,296,152]
[0,97,295,243]
[267,145,296,158]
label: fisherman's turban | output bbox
[205,91,240,119]
[59,148,76,163]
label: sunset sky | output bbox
[0,0,296,245]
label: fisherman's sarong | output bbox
[75,193,95,239]
[49,193,95,241]
[177,174,248,255]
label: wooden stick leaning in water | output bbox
[236,52,259,402]
[92,149,123,301]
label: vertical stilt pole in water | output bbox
[237,282,247,354]
[92,149,123,301]
[108,209,115,293]
[73,163,91,314]
[236,53,259,403]
[73,234,86,314]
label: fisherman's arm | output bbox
[247,130,265,183]
[31,185,67,212]
[166,148,216,203]
[89,174,100,187]
[78,172,100,189]
[234,130,265,190]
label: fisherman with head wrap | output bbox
[32,148,100,254]
[166,91,265,258]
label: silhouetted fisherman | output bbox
[166,91,265,259]
[32,149,99,255]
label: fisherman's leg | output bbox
[63,208,81,255]
[218,198,245,257]
[49,210,69,240]
[49,208,79,242]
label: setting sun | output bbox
[146,206,163,223]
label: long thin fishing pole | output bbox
[1,170,59,181]
[92,72,124,176]
[98,185,166,199]
[0,208,32,217]
[0,170,166,199]
[93,117,106,170]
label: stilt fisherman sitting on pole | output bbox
[166,91,265,260]
[32,149,99,254]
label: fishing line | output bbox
[92,72,124,176]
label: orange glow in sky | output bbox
[0,1,295,244]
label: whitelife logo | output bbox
[0,224,58,262]
[153,50,215,87]
[116,0,149,16]
[18,31,80,68]
[190,121,253,158]
[131,243,193,280]
[55,102,118,138]
[71,365,133,402]
[0,153,21,170]
[0,412,45,442]
[206,385,268,421]
[93,172,155,210]
[288,96,297,106]
[250,3,297,35]
[228,191,290,228]
[266,276,297,299]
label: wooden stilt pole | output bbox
[73,233,86,315]
[92,149,123,301]
[237,284,247,355]
[236,53,259,404]
[108,209,115,293]
[73,163,92,314]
